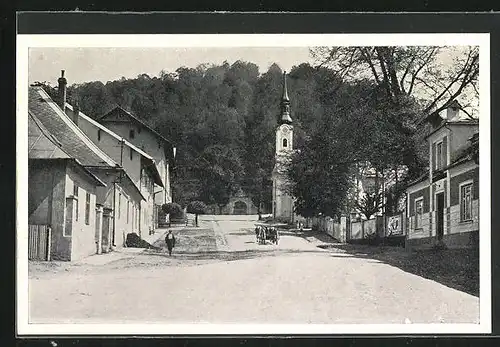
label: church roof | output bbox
[282,71,290,102]
[280,71,292,125]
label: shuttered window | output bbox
[436,141,443,170]
[415,198,423,228]
[85,192,91,225]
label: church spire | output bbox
[279,71,292,124]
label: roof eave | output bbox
[100,106,176,147]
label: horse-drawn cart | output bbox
[254,223,284,245]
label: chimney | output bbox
[57,70,67,113]
[446,100,461,121]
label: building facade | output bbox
[406,102,479,249]
[28,85,117,261]
[272,72,295,222]
[27,70,164,261]
[67,105,162,236]
[97,106,175,206]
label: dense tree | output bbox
[58,47,476,219]
[195,145,244,213]
[186,200,208,227]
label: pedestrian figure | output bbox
[165,230,176,256]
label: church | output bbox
[272,72,296,222]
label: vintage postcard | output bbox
[17,32,491,335]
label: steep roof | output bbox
[279,71,292,125]
[29,113,106,187]
[65,103,164,188]
[28,111,70,159]
[98,105,174,146]
[28,87,118,168]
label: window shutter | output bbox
[432,142,436,171]
[442,136,448,167]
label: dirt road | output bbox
[28,215,479,324]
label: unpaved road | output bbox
[28,215,479,324]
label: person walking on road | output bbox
[165,230,176,256]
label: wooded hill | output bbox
[37,46,478,218]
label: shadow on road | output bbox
[144,247,327,262]
[308,236,479,297]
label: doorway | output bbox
[233,201,248,215]
[436,192,445,241]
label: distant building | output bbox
[405,101,479,249]
[272,72,295,222]
[97,105,176,207]
[206,188,260,215]
[96,106,175,227]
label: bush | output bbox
[186,200,207,215]
[162,202,183,218]
[125,233,155,249]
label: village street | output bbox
[28,215,479,325]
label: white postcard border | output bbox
[17,33,491,336]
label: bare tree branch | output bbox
[407,48,438,96]
[423,49,478,115]
[360,47,381,85]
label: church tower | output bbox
[272,71,294,221]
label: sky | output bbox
[28,47,313,85]
[27,45,478,115]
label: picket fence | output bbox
[28,224,51,261]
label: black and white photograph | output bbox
[16,33,490,335]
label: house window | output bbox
[460,182,473,221]
[127,201,130,224]
[129,129,135,139]
[283,138,288,148]
[73,184,79,221]
[97,129,102,141]
[130,147,133,160]
[118,193,122,219]
[85,192,91,225]
[415,198,423,229]
[436,141,443,170]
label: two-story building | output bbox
[405,101,479,249]
[65,103,163,237]
[28,72,151,261]
[28,85,119,261]
[97,106,175,213]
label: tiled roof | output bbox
[66,103,155,161]
[66,103,164,187]
[28,87,118,168]
[99,105,174,146]
[28,112,70,159]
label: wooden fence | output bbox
[28,224,51,261]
